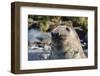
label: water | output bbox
[28,49,50,60]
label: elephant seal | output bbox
[49,23,87,59]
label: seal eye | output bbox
[66,27,70,32]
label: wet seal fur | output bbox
[49,22,87,59]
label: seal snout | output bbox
[51,31,67,40]
[51,32,59,37]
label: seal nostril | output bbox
[55,32,59,36]
[51,32,55,36]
